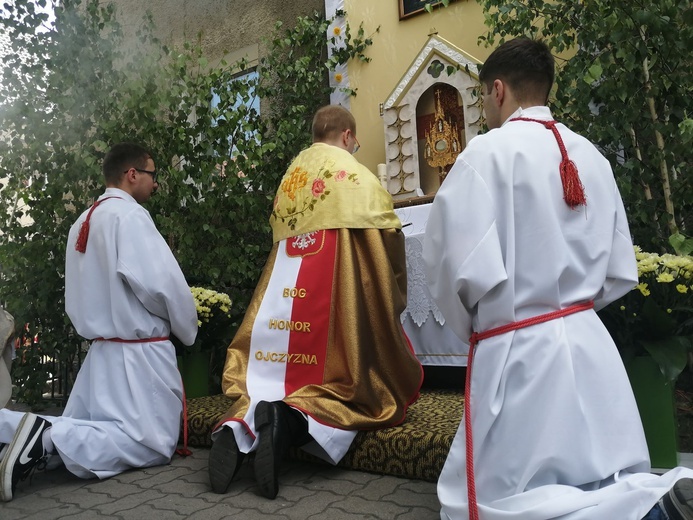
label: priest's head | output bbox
[479,38,555,129]
[312,105,359,154]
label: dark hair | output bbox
[479,38,555,104]
[312,105,356,143]
[102,142,152,185]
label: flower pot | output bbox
[177,351,211,399]
[625,355,679,469]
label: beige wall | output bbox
[112,0,324,64]
[343,0,491,172]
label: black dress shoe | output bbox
[208,427,244,494]
[254,400,292,499]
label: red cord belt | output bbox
[92,336,169,343]
[464,301,594,520]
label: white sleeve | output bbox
[116,209,198,345]
[423,158,508,342]
[593,183,638,311]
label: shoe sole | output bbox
[208,428,239,494]
[0,413,37,502]
[254,401,279,500]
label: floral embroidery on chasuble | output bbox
[270,142,400,243]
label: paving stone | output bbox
[1,448,441,520]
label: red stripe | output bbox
[284,229,337,394]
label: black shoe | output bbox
[661,478,693,520]
[254,401,292,499]
[208,427,244,494]
[0,413,51,502]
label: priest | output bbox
[209,105,423,500]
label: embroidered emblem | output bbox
[280,167,309,201]
[292,232,317,250]
[286,229,326,258]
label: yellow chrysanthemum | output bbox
[636,283,650,296]
[656,272,675,283]
[677,284,689,294]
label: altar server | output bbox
[209,105,423,500]
[0,142,198,501]
[424,38,693,520]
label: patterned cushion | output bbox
[181,389,463,482]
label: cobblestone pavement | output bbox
[1,447,441,519]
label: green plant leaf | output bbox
[641,335,692,382]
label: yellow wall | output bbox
[344,0,491,173]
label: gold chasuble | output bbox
[219,143,423,461]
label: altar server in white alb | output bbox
[0,142,198,501]
[424,38,693,520]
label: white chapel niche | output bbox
[381,35,483,202]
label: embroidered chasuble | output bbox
[219,143,423,462]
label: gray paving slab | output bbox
[0,447,440,519]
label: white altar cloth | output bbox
[395,203,468,366]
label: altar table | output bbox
[394,203,469,367]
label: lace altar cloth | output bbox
[394,204,468,366]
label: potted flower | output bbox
[599,247,693,468]
[177,286,232,398]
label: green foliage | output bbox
[477,0,692,251]
[598,248,693,382]
[0,0,375,404]
[424,0,451,14]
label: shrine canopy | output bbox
[380,34,483,201]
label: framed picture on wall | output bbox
[399,0,454,20]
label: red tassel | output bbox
[75,220,90,253]
[74,196,121,253]
[510,117,587,210]
[560,158,586,209]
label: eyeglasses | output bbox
[125,167,158,183]
[352,135,360,154]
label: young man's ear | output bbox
[123,167,137,184]
[492,79,505,106]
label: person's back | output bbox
[65,192,194,343]
[458,110,635,328]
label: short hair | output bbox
[311,105,356,143]
[102,142,152,185]
[479,38,555,104]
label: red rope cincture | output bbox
[464,301,595,520]
[176,385,192,457]
[92,336,170,343]
[74,196,122,253]
[510,117,587,209]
